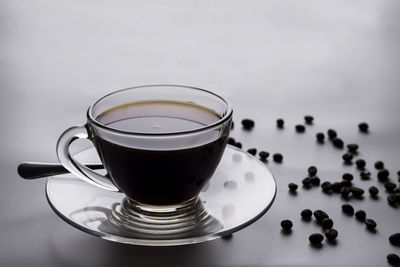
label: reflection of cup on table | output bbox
[57,85,232,223]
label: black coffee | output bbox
[91,101,230,206]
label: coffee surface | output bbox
[92,101,229,205]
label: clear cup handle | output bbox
[56,125,119,191]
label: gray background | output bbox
[1,0,400,266]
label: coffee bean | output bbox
[325,228,338,241]
[295,124,306,133]
[258,151,269,160]
[360,171,371,180]
[310,176,321,186]
[230,121,234,130]
[387,253,400,265]
[321,181,332,193]
[342,204,354,215]
[321,218,334,230]
[342,153,353,164]
[340,187,351,197]
[331,182,343,193]
[227,137,236,145]
[378,169,390,182]
[369,186,379,197]
[314,210,329,222]
[301,209,313,219]
[389,233,400,246]
[332,138,344,149]
[308,166,318,176]
[355,159,366,169]
[342,173,354,181]
[304,115,314,124]
[340,180,352,187]
[302,177,313,187]
[355,210,366,221]
[276,118,284,128]
[385,182,397,192]
[358,122,369,133]
[281,219,293,231]
[387,194,398,206]
[374,161,384,170]
[241,119,255,130]
[233,142,242,149]
[288,183,298,192]
[347,143,359,153]
[247,148,257,156]
[316,132,325,142]
[327,129,337,140]
[350,187,365,197]
[309,233,324,244]
[273,153,283,163]
[365,219,377,230]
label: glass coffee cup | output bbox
[57,85,232,225]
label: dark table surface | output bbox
[1,0,400,266]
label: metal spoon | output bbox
[17,162,103,179]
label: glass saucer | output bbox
[45,145,276,246]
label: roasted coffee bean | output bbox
[342,153,353,164]
[342,204,354,215]
[340,187,351,197]
[288,183,298,192]
[355,159,366,169]
[374,161,384,170]
[316,132,325,142]
[321,218,334,230]
[309,233,324,244]
[358,122,369,133]
[369,186,379,197]
[310,176,321,186]
[325,228,338,241]
[378,169,390,182]
[340,180,352,187]
[385,182,397,192]
[241,119,255,130]
[342,173,354,181]
[327,129,337,139]
[360,171,371,180]
[314,210,329,222]
[227,137,236,145]
[273,153,283,163]
[302,177,313,187]
[347,143,359,153]
[308,166,318,176]
[387,194,398,206]
[331,182,343,193]
[276,118,284,128]
[321,181,332,193]
[233,142,242,149]
[389,233,400,246]
[281,219,293,231]
[355,210,366,221]
[350,187,365,197]
[295,124,306,133]
[365,219,377,230]
[247,148,257,156]
[304,115,314,124]
[332,138,344,149]
[230,121,234,130]
[258,151,269,160]
[387,253,400,265]
[301,209,313,219]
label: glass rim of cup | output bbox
[87,84,233,137]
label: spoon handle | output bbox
[17,162,104,180]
